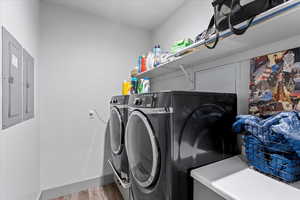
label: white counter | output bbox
[191,156,300,200]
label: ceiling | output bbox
[42,0,186,30]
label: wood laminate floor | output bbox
[50,184,123,200]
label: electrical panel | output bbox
[2,27,35,129]
[23,48,34,120]
[2,27,23,129]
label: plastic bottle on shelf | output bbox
[154,45,161,67]
[146,51,154,70]
[138,56,142,73]
[153,45,157,67]
[130,77,138,94]
[156,45,161,56]
[141,55,147,72]
[137,79,144,94]
[142,78,150,93]
[157,45,161,66]
[122,80,131,95]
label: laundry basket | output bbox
[244,134,300,182]
[233,112,300,183]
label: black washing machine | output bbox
[125,91,238,200]
[108,95,130,194]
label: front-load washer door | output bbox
[125,110,160,188]
[110,106,124,155]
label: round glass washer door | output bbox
[125,110,160,188]
[109,107,124,155]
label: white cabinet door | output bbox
[195,64,237,93]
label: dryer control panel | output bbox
[128,92,172,108]
[132,94,156,108]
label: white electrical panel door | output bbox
[23,49,34,120]
[2,27,23,129]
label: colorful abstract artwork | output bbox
[249,47,300,116]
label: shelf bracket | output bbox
[179,64,195,89]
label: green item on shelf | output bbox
[171,38,194,53]
[137,79,143,94]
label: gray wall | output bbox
[0,0,41,200]
[152,0,213,50]
[39,1,152,190]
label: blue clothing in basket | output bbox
[272,113,300,158]
[233,112,299,152]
